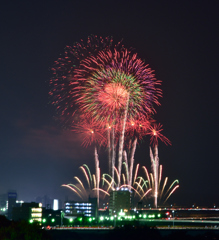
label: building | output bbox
[0,193,7,215]
[7,192,17,220]
[64,197,97,218]
[109,188,131,216]
[53,199,59,210]
[42,209,62,226]
[12,202,42,223]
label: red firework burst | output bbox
[148,123,171,146]
[125,115,153,140]
[73,115,106,147]
[49,35,116,126]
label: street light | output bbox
[60,211,64,226]
[113,211,117,228]
[172,210,175,228]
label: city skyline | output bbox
[0,1,219,207]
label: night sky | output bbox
[1,1,218,207]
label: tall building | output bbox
[7,192,17,220]
[109,188,131,216]
[53,199,59,210]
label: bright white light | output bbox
[53,199,58,210]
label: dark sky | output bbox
[0,1,218,207]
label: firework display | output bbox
[62,148,179,206]
[50,35,177,207]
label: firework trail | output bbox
[62,163,103,203]
[107,124,116,187]
[142,147,179,207]
[150,146,159,208]
[140,165,179,206]
[94,147,100,207]
[107,126,111,176]
[117,93,129,184]
[163,185,179,204]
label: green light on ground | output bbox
[119,210,125,216]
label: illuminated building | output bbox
[109,188,131,216]
[64,197,97,218]
[12,202,42,223]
